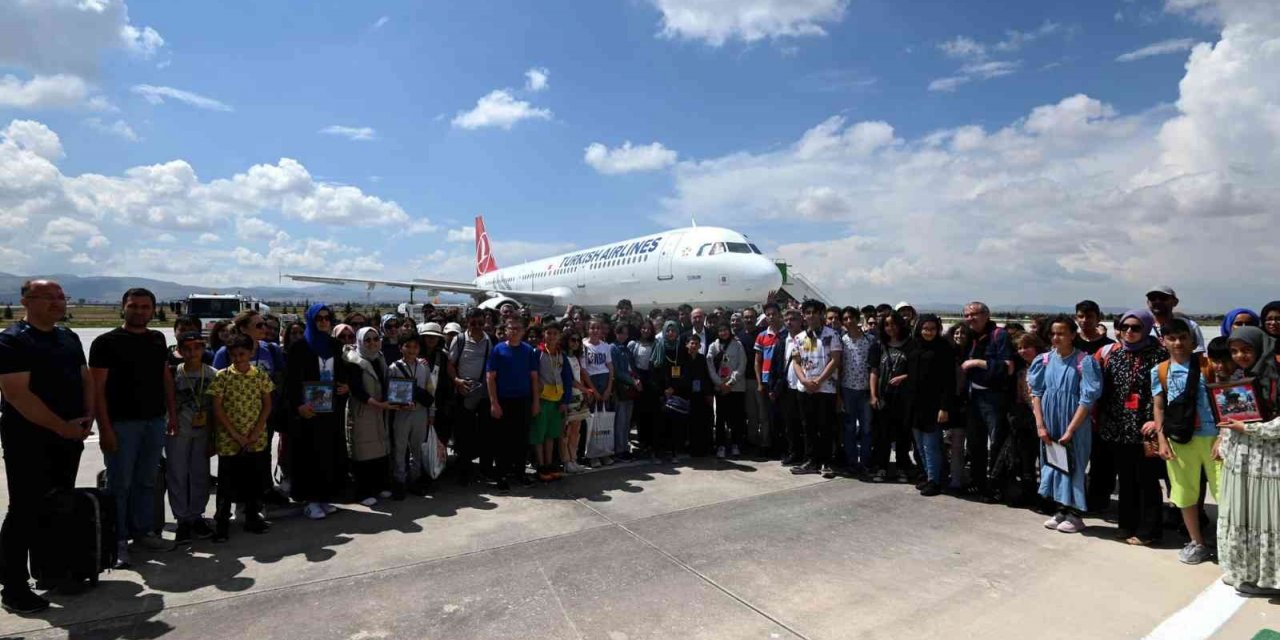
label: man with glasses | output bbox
[1145,286,1206,353]
[960,301,1014,501]
[0,280,94,612]
[91,288,177,568]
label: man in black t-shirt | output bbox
[0,279,93,613]
[90,288,176,568]
[1073,299,1115,355]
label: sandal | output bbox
[1125,536,1153,546]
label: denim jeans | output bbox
[164,431,210,524]
[913,429,944,484]
[104,416,167,540]
[840,387,872,470]
[966,389,1006,490]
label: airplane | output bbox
[287,215,784,313]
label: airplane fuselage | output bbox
[473,226,783,312]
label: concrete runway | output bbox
[0,451,1274,640]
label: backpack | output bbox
[1158,355,1200,445]
[1040,351,1087,373]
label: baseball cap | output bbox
[1146,285,1176,298]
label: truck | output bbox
[183,293,271,332]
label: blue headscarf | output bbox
[305,303,333,359]
[1220,308,1258,338]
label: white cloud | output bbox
[84,117,138,141]
[319,125,377,141]
[939,36,986,60]
[584,141,678,174]
[994,21,1063,52]
[446,226,472,243]
[650,0,848,46]
[451,90,551,130]
[0,74,91,109]
[525,67,549,92]
[1116,38,1199,62]
[131,85,233,112]
[662,0,1280,309]
[932,22,1065,92]
[120,23,164,59]
[0,119,410,253]
[236,216,277,239]
[197,232,220,244]
[0,0,165,77]
[371,16,390,30]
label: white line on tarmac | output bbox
[1141,578,1246,640]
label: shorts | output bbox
[530,399,564,445]
[1165,435,1221,508]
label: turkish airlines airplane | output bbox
[288,216,783,313]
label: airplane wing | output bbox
[285,274,555,307]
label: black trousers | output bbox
[453,397,493,475]
[714,392,745,448]
[872,395,914,472]
[1086,433,1118,511]
[779,388,804,459]
[215,451,268,522]
[0,430,82,591]
[799,392,838,465]
[497,397,531,477]
[1111,440,1164,540]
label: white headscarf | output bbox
[356,326,383,362]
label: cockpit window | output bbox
[708,242,727,255]
[748,243,763,255]
[726,242,752,254]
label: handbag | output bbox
[421,425,447,480]
[584,408,616,459]
[663,395,691,415]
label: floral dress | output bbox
[1218,378,1280,589]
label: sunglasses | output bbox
[1119,324,1145,333]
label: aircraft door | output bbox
[657,232,684,281]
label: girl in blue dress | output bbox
[1030,315,1103,534]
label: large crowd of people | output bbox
[0,278,1278,614]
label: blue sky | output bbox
[1,0,1274,311]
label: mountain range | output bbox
[0,272,438,305]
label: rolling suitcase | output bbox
[33,488,118,585]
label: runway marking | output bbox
[1141,578,1247,640]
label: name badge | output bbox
[692,380,702,393]
[191,411,207,428]
[671,365,682,378]
[1124,393,1140,410]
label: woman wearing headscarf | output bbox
[344,326,396,507]
[1096,309,1169,545]
[1218,326,1280,595]
[1261,302,1280,366]
[285,304,349,520]
[902,314,954,496]
[1221,308,1260,339]
[419,322,454,452]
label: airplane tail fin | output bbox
[475,215,499,277]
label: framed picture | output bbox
[1209,379,1263,424]
[387,379,415,406]
[304,382,334,414]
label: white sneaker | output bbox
[360,496,378,507]
[716,446,726,459]
[304,503,326,520]
[1056,515,1085,534]
[589,458,601,468]
[378,490,392,499]
[321,503,338,515]
[730,445,741,457]
[1044,513,1066,530]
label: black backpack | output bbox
[1161,355,1201,445]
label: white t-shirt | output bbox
[786,326,843,394]
[583,340,612,377]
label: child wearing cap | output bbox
[168,331,217,543]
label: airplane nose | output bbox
[754,258,784,292]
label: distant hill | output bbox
[0,273,461,305]
[916,302,1130,315]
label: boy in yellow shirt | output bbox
[208,335,274,542]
